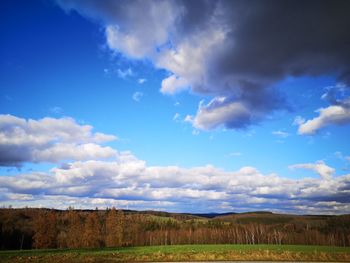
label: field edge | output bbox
[0,244,349,263]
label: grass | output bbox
[0,244,349,262]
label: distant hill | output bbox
[188,212,237,218]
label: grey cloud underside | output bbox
[57,0,350,129]
[0,115,349,213]
[0,115,117,167]
[218,1,350,81]
[1,158,349,214]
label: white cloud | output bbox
[296,84,350,135]
[0,114,117,166]
[289,160,335,180]
[1,155,349,213]
[272,130,290,138]
[106,26,148,59]
[160,75,189,94]
[184,115,193,123]
[105,1,180,59]
[100,0,247,129]
[93,132,118,143]
[1,114,349,213]
[132,91,143,102]
[298,104,350,135]
[56,0,350,132]
[156,27,226,95]
[138,78,146,84]
[192,98,251,130]
[34,143,116,163]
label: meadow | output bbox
[0,244,350,262]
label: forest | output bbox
[1,208,349,250]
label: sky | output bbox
[0,0,350,214]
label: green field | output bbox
[0,244,349,262]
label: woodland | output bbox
[1,208,349,250]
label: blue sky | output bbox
[0,0,350,214]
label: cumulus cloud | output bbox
[0,114,117,166]
[289,160,335,180]
[0,157,348,213]
[297,85,350,135]
[103,0,180,59]
[0,157,349,213]
[191,98,253,130]
[56,0,350,130]
[160,75,189,95]
[298,103,350,135]
[0,114,349,213]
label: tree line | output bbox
[1,208,349,249]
